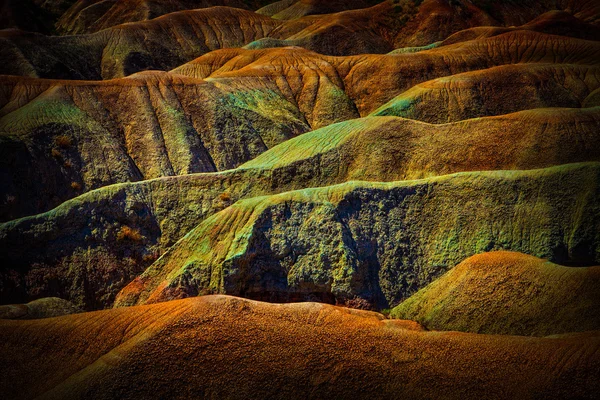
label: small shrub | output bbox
[51,148,62,158]
[219,192,231,202]
[63,160,72,168]
[142,252,158,262]
[344,296,375,310]
[117,226,143,242]
[55,135,72,148]
[70,181,82,190]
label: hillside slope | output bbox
[390,252,600,336]
[1,295,598,400]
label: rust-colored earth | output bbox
[0,0,599,398]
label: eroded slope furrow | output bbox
[2,0,600,80]
[372,63,600,122]
[0,71,309,221]
[55,0,269,35]
[115,162,600,309]
[2,116,599,310]
[0,7,280,80]
[179,30,600,115]
[6,29,599,220]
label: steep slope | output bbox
[3,1,600,80]
[256,0,382,20]
[0,0,76,33]
[390,252,600,336]
[57,0,384,35]
[1,295,599,400]
[254,0,600,54]
[372,64,600,122]
[3,110,600,309]
[0,71,310,221]
[0,7,280,80]
[6,28,599,220]
[55,0,270,35]
[438,10,600,45]
[180,31,600,116]
[115,162,600,310]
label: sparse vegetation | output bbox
[219,192,232,202]
[55,135,72,148]
[117,226,143,242]
[344,297,374,310]
[51,148,61,158]
[70,181,82,190]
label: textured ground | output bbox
[390,251,600,336]
[0,0,599,398]
[1,295,599,400]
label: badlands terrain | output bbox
[0,0,599,398]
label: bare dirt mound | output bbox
[0,295,598,399]
[390,251,600,336]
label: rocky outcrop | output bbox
[115,163,600,310]
[3,1,600,80]
[1,295,598,400]
[390,251,600,336]
[3,107,600,309]
[256,0,381,20]
[0,71,309,221]
[180,30,600,116]
[55,0,268,35]
[7,27,599,220]
[3,108,600,309]
[0,7,280,79]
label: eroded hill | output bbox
[1,295,598,399]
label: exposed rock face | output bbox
[115,163,600,310]
[0,297,81,319]
[179,30,600,116]
[3,0,600,80]
[0,7,280,80]
[1,295,599,400]
[371,64,600,122]
[55,0,270,35]
[3,28,600,220]
[390,252,600,336]
[0,1,599,396]
[0,72,309,221]
[3,108,600,310]
[256,0,382,20]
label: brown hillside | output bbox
[0,295,598,399]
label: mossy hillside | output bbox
[0,168,270,309]
[186,31,600,118]
[389,251,600,336]
[387,41,442,54]
[116,163,600,309]
[241,108,600,183]
[371,64,600,123]
[4,108,600,309]
[0,89,140,221]
[0,73,310,220]
[4,29,600,220]
[6,2,600,82]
